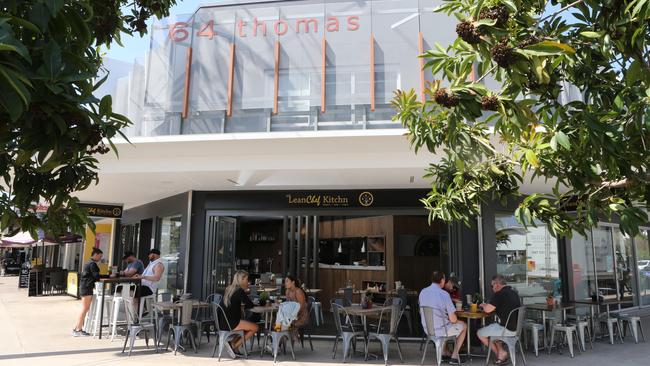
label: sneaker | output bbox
[449,355,468,365]
[72,329,86,337]
[80,330,91,336]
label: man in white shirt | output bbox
[419,271,467,364]
[133,249,164,311]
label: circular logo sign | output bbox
[112,208,122,217]
[358,191,374,207]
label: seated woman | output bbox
[284,274,309,338]
[219,270,258,354]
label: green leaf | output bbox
[522,41,575,56]
[42,41,62,79]
[525,150,540,167]
[0,64,30,106]
[500,0,517,13]
[625,60,643,86]
[555,131,570,150]
[99,95,112,116]
[580,31,602,39]
[45,0,65,16]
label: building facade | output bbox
[76,0,650,317]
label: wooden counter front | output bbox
[318,266,388,310]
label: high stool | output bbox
[599,317,624,345]
[309,296,324,326]
[619,315,646,344]
[523,321,546,356]
[109,283,136,341]
[575,320,593,351]
[139,294,156,324]
[88,283,114,337]
[548,324,581,358]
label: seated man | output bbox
[419,271,467,365]
[133,249,165,311]
[116,251,144,278]
[478,274,521,365]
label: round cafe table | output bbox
[456,310,492,358]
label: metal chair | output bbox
[420,306,459,366]
[269,301,299,363]
[122,297,156,356]
[309,295,324,326]
[193,293,220,345]
[299,297,315,350]
[342,287,353,306]
[366,303,403,366]
[331,302,367,362]
[549,323,581,358]
[522,320,545,356]
[618,313,646,344]
[212,301,247,361]
[599,315,624,345]
[396,288,413,335]
[485,306,527,366]
[109,283,137,341]
[166,300,197,355]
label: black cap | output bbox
[148,248,161,255]
[122,251,135,260]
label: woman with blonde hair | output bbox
[219,270,258,353]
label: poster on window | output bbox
[95,233,111,265]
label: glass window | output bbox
[569,230,597,301]
[592,226,617,300]
[635,229,650,306]
[158,215,183,294]
[613,228,636,304]
[495,213,561,304]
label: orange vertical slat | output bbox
[418,32,425,103]
[273,41,280,115]
[227,44,235,117]
[370,34,375,112]
[182,47,193,119]
[321,37,326,114]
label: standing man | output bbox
[73,248,105,337]
[133,249,164,309]
[115,251,144,278]
[478,275,521,365]
[419,271,468,365]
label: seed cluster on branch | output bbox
[434,88,460,108]
[478,5,510,28]
[456,21,482,44]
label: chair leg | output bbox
[630,321,639,344]
[617,321,624,344]
[548,330,555,355]
[396,337,404,362]
[380,338,389,366]
[122,328,130,353]
[187,329,197,353]
[577,325,586,352]
[518,340,527,366]
[565,331,574,358]
[128,329,138,356]
[420,339,429,365]
[342,334,352,362]
[332,336,339,359]
[532,328,539,356]
[485,338,494,366]
[639,321,646,342]
[288,335,296,360]
[607,321,615,345]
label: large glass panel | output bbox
[592,226,617,300]
[612,228,635,306]
[569,230,597,301]
[368,0,420,128]
[319,0,371,130]
[635,229,650,306]
[271,1,324,131]
[158,215,182,294]
[494,213,561,304]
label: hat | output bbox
[148,248,161,255]
[122,251,135,260]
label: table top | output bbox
[256,287,279,293]
[153,300,209,311]
[343,305,390,316]
[99,277,141,284]
[250,305,280,314]
[456,310,491,319]
[527,303,576,312]
[572,298,634,306]
[305,289,323,294]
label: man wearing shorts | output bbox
[133,249,164,311]
[419,271,467,364]
[478,275,521,365]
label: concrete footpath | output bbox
[1,275,649,366]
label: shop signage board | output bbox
[78,203,123,219]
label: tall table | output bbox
[456,310,491,358]
[97,277,141,339]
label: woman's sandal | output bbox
[494,356,510,365]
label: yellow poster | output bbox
[67,272,78,297]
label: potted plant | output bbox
[259,291,270,306]
[546,292,555,306]
[362,291,374,309]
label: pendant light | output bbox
[361,237,366,253]
[337,240,343,253]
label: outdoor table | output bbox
[527,303,575,325]
[305,288,323,295]
[153,300,209,352]
[250,304,280,356]
[456,310,491,358]
[97,277,141,340]
[257,286,279,293]
[343,305,390,359]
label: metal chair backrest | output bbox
[250,285,259,297]
[94,282,104,294]
[179,300,194,326]
[334,298,346,307]
[342,288,353,306]
[211,302,233,332]
[277,301,300,327]
[159,292,172,302]
[420,305,451,338]
[502,305,527,337]
[123,298,138,325]
[376,304,401,335]
[396,288,408,309]
[331,302,358,334]
[114,283,136,298]
[207,293,222,304]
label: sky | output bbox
[105,0,206,62]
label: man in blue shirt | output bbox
[118,251,144,277]
[419,271,467,364]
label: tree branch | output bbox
[535,0,585,26]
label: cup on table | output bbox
[470,303,478,313]
[455,301,462,311]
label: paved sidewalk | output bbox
[1,275,649,366]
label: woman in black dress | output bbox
[73,248,104,336]
[220,270,258,352]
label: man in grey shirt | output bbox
[419,271,467,364]
[117,251,144,277]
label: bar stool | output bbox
[548,323,581,358]
[109,283,137,341]
[619,314,646,344]
[88,282,114,337]
[139,293,156,324]
[599,316,624,345]
[523,321,546,356]
[575,320,593,351]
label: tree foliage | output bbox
[0,0,176,238]
[393,0,650,237]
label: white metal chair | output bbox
[485,306,527,366]
[166,300,197,355]
[366,303,403,366]
[420,306,459,366]
[86,282,113,336]
[122,297,157,356]
[109,283,137,341]
[331,302,367,362]
[212,302,248,361]
[549,323,581,358]
[309,296,324,326]
[268,301,300,363]
[618,313,646,344]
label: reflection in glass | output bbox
[158,215,182,294]
[635,230,650,306]
[569,230,596,301]
[494,213,561,304]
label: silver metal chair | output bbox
[396,288,414,335]
[121,297,157,356]
[485,306,527,366]
[193,293,220,345]
[269,301,299,363]
[166,300,197,355]
[331,302,367,362]
[309,295,324,326]
[420,306,459,366]
[549,323,581,358]
[211,302,247,361]
[618,313,646,344]
[366,303,403,366]
[599,315,624,345]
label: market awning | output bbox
[0,232,37,247]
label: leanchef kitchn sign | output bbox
[286,191,374,208]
